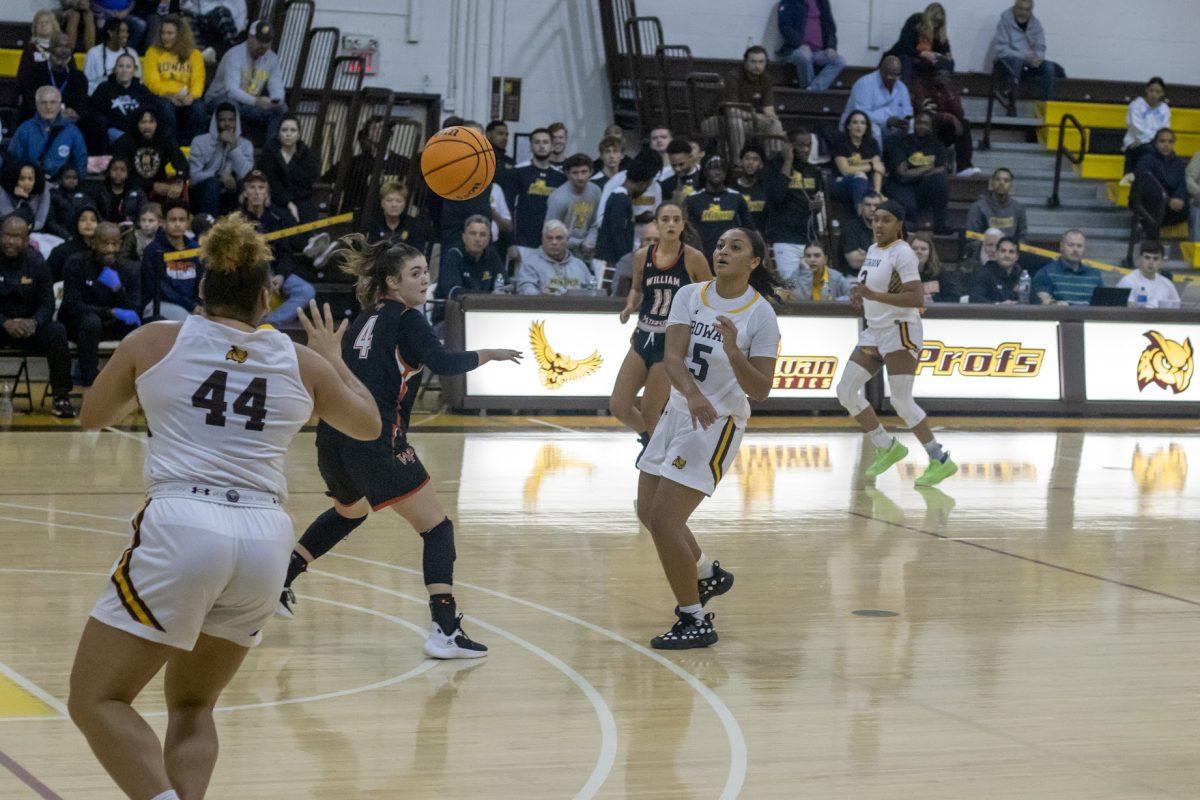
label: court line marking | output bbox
[309,568,618,800]
[0,502,129,522]
[325,552,749,800]
[0,747,62,800]
[0,660,68,718]
[524,417,582,434]
[102,426,145,443]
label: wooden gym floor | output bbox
[1,420,1199,798]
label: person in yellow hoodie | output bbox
[142,14,206,142]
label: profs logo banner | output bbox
[1086,322,1200,401]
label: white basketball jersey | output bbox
[136,316,314,500]
[665,281,780,424]
[858,239,921,327]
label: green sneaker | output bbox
[864,438,908,478]
[915,455,958,487]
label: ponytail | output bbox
[735,227,783,302]
[198,212,273,321]
[338,233,423,308]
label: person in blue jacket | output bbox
[140,199,202,320]
[6,86,88,181]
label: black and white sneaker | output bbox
[52,397,76,419]
[275,588,297,620]
[651,610,718,650]
[698,561,734,606]
[423,614,488,659]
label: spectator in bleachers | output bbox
[840,191,881,271]
[910,230,961,302]
[830,110,884,209]
[360,180,434,253]
[886,3,953,84]
[505,128,567,263]
[7,87,88,182]
[737,143,768,231]
[515,219,593,295]
[327,116,413,214]
[792,242,851,301]
[59,0,95,53]
[239,170,316,325]
[1186,150,1200,241]
[87,54,156,153]
[610,220,658,298]
[776,0,845,91]
[19,11,60,75]
[143,14,206,142]
[114,104,188,203]
[188,102,252,217]
[966,226,1004,271]
[592,135,626,190]
[0,163,59,239]
[46,164,86,241]
[711,46,787,157]
[47,201,99,282]
[547,122,569,170]
[763,129,823,283]
[1033,230,1100,305]
[884,109,951,234]
[1120,78,1170,184]
[840,55,912,146]
[84,17,141,95]
[181,0,246,59]
[1133,128,1188,243]
[990,0,1060,102]
[258,114,318,223]
[546,153,601,260]
[912,72,978,177]
[17,34,88,126]
[648,126,673,180]
[59,221,141,386]
[969,235,1023,303]
[203,21,286,145]
[966,167,1025,242]
[486,121,516,172]
[0,214,74,417]
[685,154,754,262]
[93,155,144,226]
[121,201,160,263]
[659,138,701,203]
[139,199,200,320]
[1117,240,1180,308]
[593,151,661,270]
[92,0,147,50]
[434,215,504,316]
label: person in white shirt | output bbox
[1118,240,1180,308]
[84,17,141,95]
[1122,77,1171,185]
[636,227,780,650]
[838,199,957,487]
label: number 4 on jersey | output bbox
[192,369,269,431]
[354,316,378,359]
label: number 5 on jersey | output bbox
[192,370,268,431]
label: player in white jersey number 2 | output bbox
[838,199,957,486]
[67,215,381,800]
[636,228,781,649]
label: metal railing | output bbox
[1047,113,1087,208]
[980,67,1013,151]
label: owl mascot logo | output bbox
[1136,331,1193,394]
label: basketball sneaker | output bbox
[915,454,958,487]
[423,615,488,659]
[865,438,908,478]
[651,610,718,650]
[698,561,734,606]
[275,588,297,620]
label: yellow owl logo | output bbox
[529,321,603,389]
[672,456,687,469]
[1136,331,1193,394]
[225,345,249,364]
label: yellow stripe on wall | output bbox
[0,48,85,77]
[0,673,57,719]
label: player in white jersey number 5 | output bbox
[838,200,956,486]
[67,215,381,800]
[637,228,781,649]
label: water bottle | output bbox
[492,267,506,294]
[1136,287,1148,307]
[1017,270,1031,304]
[0,382,12,424]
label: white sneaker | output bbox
[1119,173,1135,186]
[423,616,488,659]
[275,588,296,620]
[955,166,982,178]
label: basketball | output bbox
[420,125,496,201]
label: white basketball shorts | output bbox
[637,405,743,497]
[857,318,924,357]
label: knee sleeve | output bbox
[887,372,927,429]
[836,361,872,416]
[420,518,456,586]
[297,508,367,561]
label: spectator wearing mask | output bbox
[830,110,885,209]
[7,87,88,183]
[658,138,702,203]
[547,122,569,169]
[121,202,161,263]
[911,231,961,302]
[791,242,851,301]
[763,129,823,283]
[1121,78,1170,184]
[188,102,253,217]
[84,17,141,95]
[361,180,434,252]
[737,143,768,231]
[966,167,1026,242]
[1117,240,1180,309]
[776,0,845,91]
[593,151,661,269]
[486,120,516,172]
[990,0,1060,102]
[884,109,951,234]
[434,215,504,317]
[239,170,316,325]
[592,135,627,189]
[970,235,1023,303]
[1033,229,1100,305]
[142,14,205,141]
[515,220,594,295]
[841,191,881,272]
[18,11,60,76]
[0,214,74,417]
[113,104,189,203]
[140,199,201,320]
[912,72,978,177]
[546,153,602,260]
[257,113,319,223]
[93,156,144,227]
[87,53,157,153]
[504,128,567,261]
[0,163,58,239]
[685,154,754,261]
[59,221,141,386]
[1134,128,1188,242]
[840,55,912,146]
[17,33,88,126]
[203,21,286,145]
[181,0,246,57]
[47,202,100,282]
[709,46,787,157]
[886,3,954,84]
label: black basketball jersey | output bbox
[638,243,692,332]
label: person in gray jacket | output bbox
[202,21,286,144]
[515,220,594,295]
[990,0,1061,101]
[965,167,1027,243]
[545,153,602,260]
[188,102,254,217]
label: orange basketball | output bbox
[420,126,496,201]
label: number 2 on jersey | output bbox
[354,315,378,359]
[191,370,268,431]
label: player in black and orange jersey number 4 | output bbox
[278,237,523,659]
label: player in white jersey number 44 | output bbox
[838,200,956,487]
